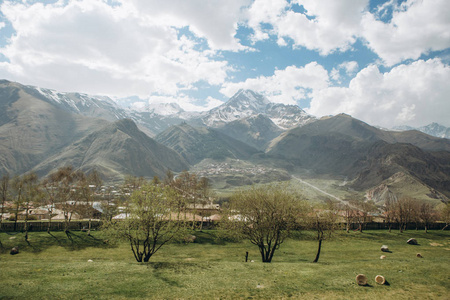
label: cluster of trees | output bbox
[0,167,104,242]
[383,196,444,233]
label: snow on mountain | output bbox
[418,123,450,139]
[31,86,128,120]
[200,89,315,129]
[22,83,316,135]
[393,123,449,139]
[144,102,185,116]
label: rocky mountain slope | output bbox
[267,114,450,198]
[155,123,260,165]
[0,81,187,180]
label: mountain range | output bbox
[0,79,449,205]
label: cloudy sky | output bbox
[0,0,449,128]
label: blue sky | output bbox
[0,0,449,128]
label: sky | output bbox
[0,0,449,128]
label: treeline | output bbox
[0,166,211,246]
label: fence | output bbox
[0,220,102,232]
[0,220,447,233]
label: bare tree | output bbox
[44,166,83,234]
[439,202,450,230]
[79,170,102,235]
[104,183,186,262]
[11,175,24,232]
[349,199,376,233]
[393,197,419,233]
[419,202,436,233]
[0,174,10,247]
[20,172,41,243]
[308,203,340,263]
[222,184,305,263]
[166,171,211,230]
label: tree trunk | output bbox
[88,218,92,236]
[313,239,322,263]
[424,225,428,233]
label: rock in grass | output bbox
[381,245,389,252]
[380,255,387,259]
[416,253,423,258]
[375,275,386,285]
[407,238,418,245]
[10,247,19,255]
[356,274,368,286]
[88,259,93,263]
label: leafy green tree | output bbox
[104,183,187,263]
[222,184,305,263]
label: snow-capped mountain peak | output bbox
[201,89,315,128]
[146,102,184,116]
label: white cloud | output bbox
[220,62,329,104]
[0,22,5,30]
[248,0,368,54]
[308,59,450,128]
[0,0,233,97]
[129,0,252,51]
[361,0,450,66]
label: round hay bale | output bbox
[381,245,389,252]
[380,255,386,259]
[356,274,368,286]
[416,253,423,258]
[375,275,386,285]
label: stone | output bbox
[381,245,389,252]
[380,255,387,259]
[407,238,418,245]
[416,253,423,258]
[10,247,19,255]
[356,274,368,286]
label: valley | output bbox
[0,80,449,207]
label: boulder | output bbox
[356,274,368,286]
[10,247,19,255]
[407,238,418,245]
[381,245,389,252]
[375,275,386,285]
[416,253,423,258]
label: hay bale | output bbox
[356,274,368,286]
[381,245,389,252]
[375,275,386,285]
[380,255,386,259]
[416,253,423,258]
[407,238,418,245]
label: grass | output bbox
[0,230,449,299]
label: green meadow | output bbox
[1,230,449,299]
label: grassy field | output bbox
[0,230,449,299]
